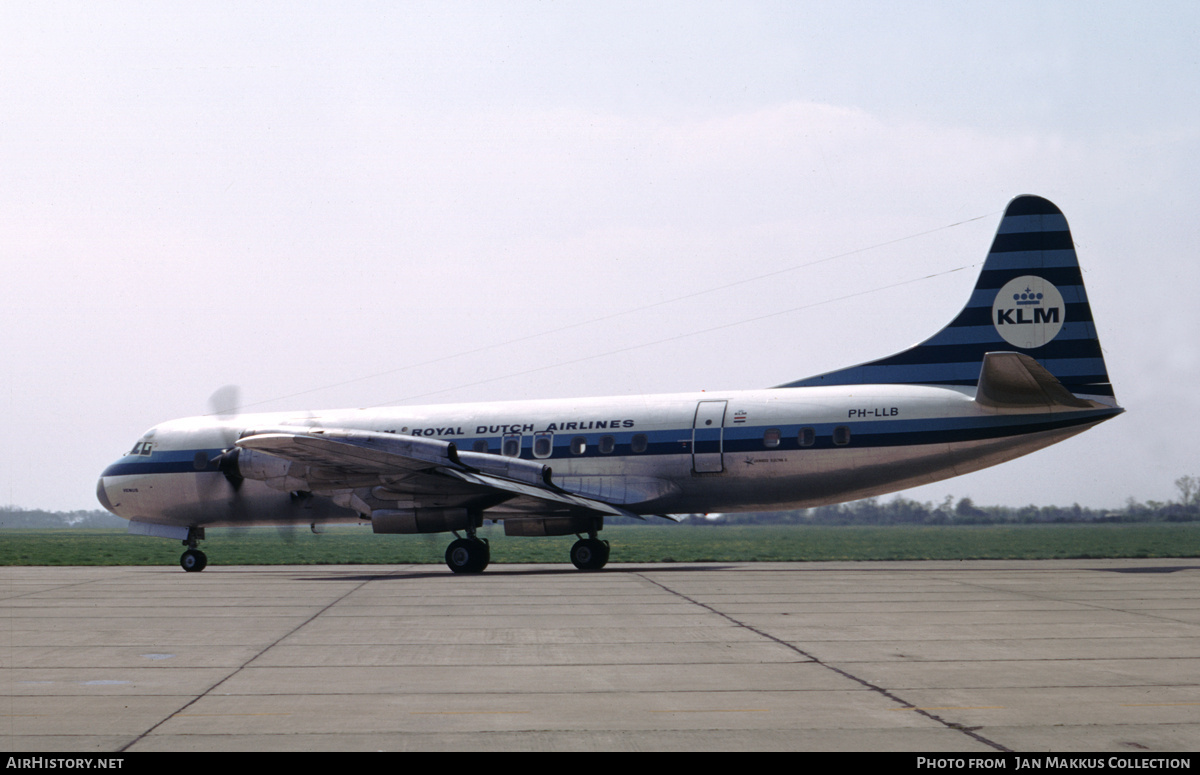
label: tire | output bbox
[445,538,489,574]
[180,549,208,572]
[570,538,609,571]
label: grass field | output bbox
[2,523,1199,567]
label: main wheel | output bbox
[570,538,609,571]
[180,549,208,573]
[445,538,490,574]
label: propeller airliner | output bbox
[97,195,1122,573]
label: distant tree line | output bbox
[679,475,1200,526]
[0,506,127,529]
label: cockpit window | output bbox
[128,441,153,456]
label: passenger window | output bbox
[502,434,522,457]
[763,429,781,448]
[798,427,815,447]
[599,435,616,454]
[472,439,490,454]
[533,432,554,459]
[631,434,648,453]
[571,436,587,455]
[833,426,851,446]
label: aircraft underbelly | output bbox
[640,420,1102,513]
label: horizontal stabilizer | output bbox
[975,352,1095,411]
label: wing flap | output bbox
[234,428,645,520]
[441,468,643,519]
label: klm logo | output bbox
[996,289,1061,326]
[992,276,1065,349]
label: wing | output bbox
[233,427,651,520]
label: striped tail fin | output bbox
[778,195,1115,403]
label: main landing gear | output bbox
[445,536,490,574]
[442,527,610,573]
[180,527,207,572]
[570,536,610,571]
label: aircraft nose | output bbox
[96,476,116,514]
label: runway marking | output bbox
[1121,702,1200,707]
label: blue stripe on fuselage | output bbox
[102,409,1118,476]
[101,449,225,477]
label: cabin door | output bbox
[692,400,728,473]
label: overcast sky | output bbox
[2,1,1197,512]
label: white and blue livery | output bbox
[97,195,1123,573]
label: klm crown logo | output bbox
[992,275,1065,349]
[1015,288,1044,305]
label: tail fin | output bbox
[779,195,1115,404]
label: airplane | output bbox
[96,194,1122,573]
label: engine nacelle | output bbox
[504,516,601,537]
[234,448,310,492]
[370,508,475,534]
[453,449,552,487]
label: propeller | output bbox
[208,384,241,420]
[204,385,325,545]
[213,447,244,490]
[205,385,244,489]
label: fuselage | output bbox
[94,195,1124,574]
[97,383,1121,530]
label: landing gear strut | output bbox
[180,527,207,572]
[445,519,489,574]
